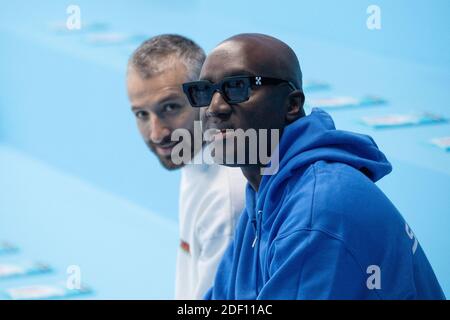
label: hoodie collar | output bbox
[248,108,392,221]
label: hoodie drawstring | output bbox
[252,210,262,249]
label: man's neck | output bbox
[241,166,262,192]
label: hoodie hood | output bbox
[254,108,392,219]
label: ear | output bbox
[285,90,305,124]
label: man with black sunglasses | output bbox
[186,33,444,299]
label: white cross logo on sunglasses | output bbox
[255,77,262,85]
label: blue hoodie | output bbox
[205,108,445,300]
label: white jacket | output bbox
[175,158,246,299]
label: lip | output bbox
[206,127,236,142]
[215,129,235,141]
[154,142,178,156]
[205,122,235,133]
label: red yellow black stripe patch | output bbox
[180,239,190,254]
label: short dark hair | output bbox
[128,34,205,81]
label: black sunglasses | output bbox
[182,75,297,108]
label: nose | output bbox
[205,91,232,120]
[149,114,170,144]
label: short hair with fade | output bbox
[129,34,205,81]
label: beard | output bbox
[146,140,184,171]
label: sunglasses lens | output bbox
[223,78,250,103]
[187,83,212,107]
